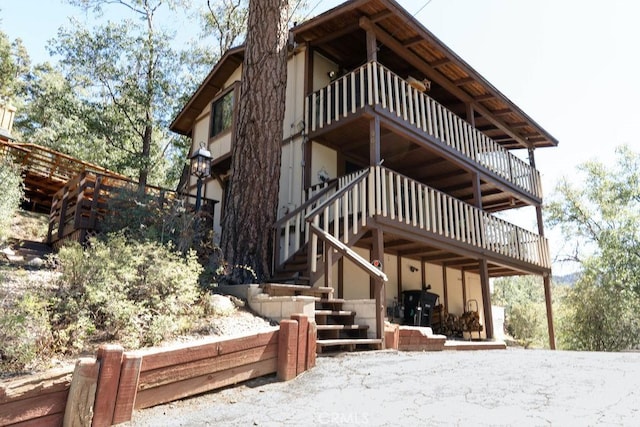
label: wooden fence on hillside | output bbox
[0,315,315,427]
[47,170,217,249]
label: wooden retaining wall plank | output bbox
[9,412,64,427]
[63,357,100,427]
[134,357,278,410]
[138,343,278,391]
[0,366,73,404]
[0,389,69,426]
[290,314,308,375]
[92,344,124,427]
[111,353,143,425]
[277,320,298,381]
[139,329,279,373]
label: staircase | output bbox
[259,284,382,352]
[315,299,382,352]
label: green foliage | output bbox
[492,276,548,348]
[547,145,640,351]
[50,235,203,352]
[0,293,52,375]
[100,184,215,256]
[0,161,23,242]
[0,30,30,101]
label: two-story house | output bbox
[170,0,558,349]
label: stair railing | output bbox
[272,168,369,273]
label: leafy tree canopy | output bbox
[546,145,640,351]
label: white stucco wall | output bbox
[310,142,337,186]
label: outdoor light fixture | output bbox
[190,142,212,211]
[409,265,419,273]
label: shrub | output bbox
[0,160,23,242]
[50,234,203,352]
[0,292,52,375]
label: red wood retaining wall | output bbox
[0,315,315,426]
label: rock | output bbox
[26,257,45,268]
[207,294,237,316]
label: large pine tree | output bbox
[220,0,290,282]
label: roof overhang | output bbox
[292,0,558,149]
[170,46,245,136]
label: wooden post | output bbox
[63,358,100,427]
[338,258,344,299]
[366,28,377,62]
[442,262,448,314]
[397,254,403,302]
[306,321,317,370]
[479,260,494,340]
[92,344,124,427]
[542,274,556,350]
[371,227,385,345]
[530,147,556,350]
[290,314,309,375]
[324,246,333,289]
[277,320,299,381]
[369,116,381,166]
[111,353,142,424]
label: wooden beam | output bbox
[429,58,450,68]
[403,36,423,47]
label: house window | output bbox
[210,89,234,138]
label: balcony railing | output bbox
[305,61,542,199]
[274,167,550,274]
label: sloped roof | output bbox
[170,46,244,135]
[292,0,557,149]
[172,0,557,149]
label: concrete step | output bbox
[316,338,383,352]
[316,324,368,331]
[314,310,355,316]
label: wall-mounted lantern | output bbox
[190,142,212,211]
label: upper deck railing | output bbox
[305,61,542,200]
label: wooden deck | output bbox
[0,140,127,211]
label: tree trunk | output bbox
[220,0,289,282]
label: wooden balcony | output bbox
[274,167,550,279]
[305,62,542,208]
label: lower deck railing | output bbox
[274,166,550,275]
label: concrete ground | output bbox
[131,348,640,426]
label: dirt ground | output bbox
[131,348,640,426]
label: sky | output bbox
[2,0,640,274]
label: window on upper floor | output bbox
[210,89,234,138]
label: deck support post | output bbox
[366,28,377,62]
[369,116,381,166]
[442,262,448,314]
[397,255,403,302]
[479,260,494,340]
[530,147,556,350]
[371,227,385,344]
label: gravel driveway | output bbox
[131,348,640,426]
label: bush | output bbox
[0,160,23,242]
[50,234,203,352]
[0,292,52,375]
